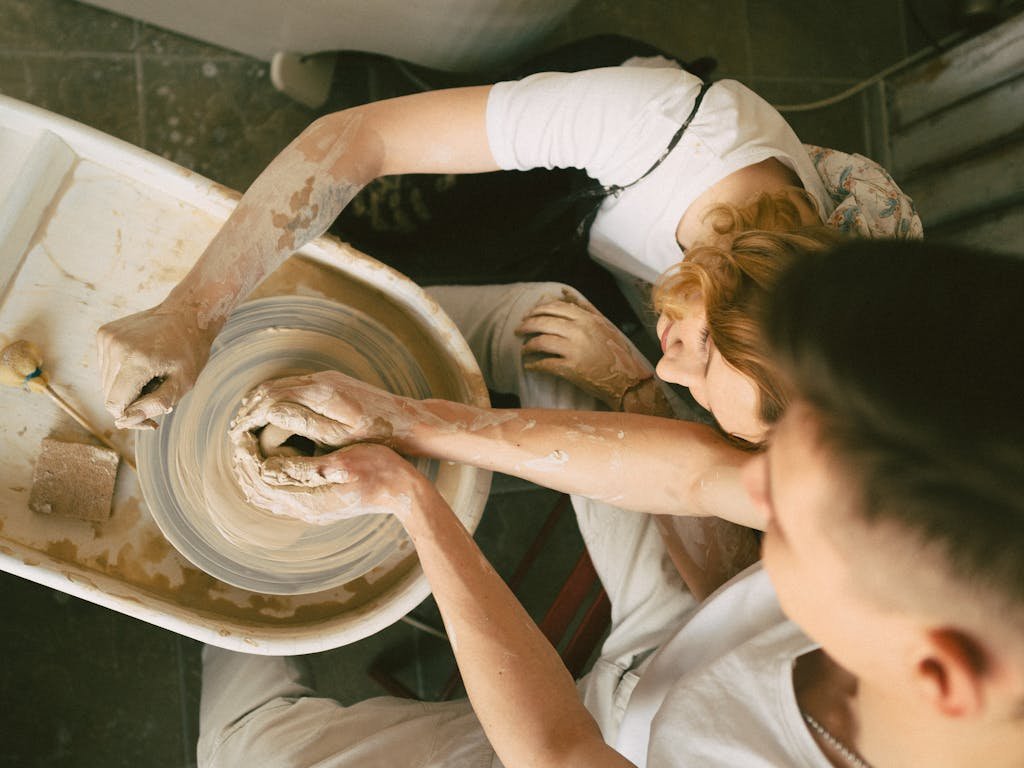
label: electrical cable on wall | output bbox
[772,28,968,113]
[772,0,1024,113]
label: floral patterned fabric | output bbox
[806,144,924,239]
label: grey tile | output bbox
[308,616,435,703]
[0,573,188,768]
[141,56,315,191]
[0,52,140,145]
[744,77,871,156]
[0,0,136,53]
[747,0,906,79]
[177,637,203,767]
[134,21,247,59]
[547,0,752,76]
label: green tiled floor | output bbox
[0,0,970,764]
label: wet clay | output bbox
[137,253,466,595]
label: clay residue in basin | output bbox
[30,489,421,626]
[21,255,465,631]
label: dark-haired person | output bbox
[199,240,1024,767]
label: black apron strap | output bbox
[598,79,713,200]
[565,80,716,237]
[505,79,714,270]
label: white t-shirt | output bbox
[486,66,834,285]
[615,565,834,768]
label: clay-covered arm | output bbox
[233,372,763,529]
[165,86,497,323]
[98,86,497,429]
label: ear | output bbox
[913,628,989,718]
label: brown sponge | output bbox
[29,438,120,522]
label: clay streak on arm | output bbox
[394,399,758,524]
[166,113,372,332]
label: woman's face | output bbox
[655,298,768,443]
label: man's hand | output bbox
[232,439,428,524]
[98,302,217,429]
[230,370,423,450]
[516,292,654,411]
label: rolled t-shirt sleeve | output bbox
[486,66,704,187]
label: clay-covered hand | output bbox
[233,439,430,525]
[230,370,422,451]
[98,302,218,430]
[515,291,654,410]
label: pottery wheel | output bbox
[136,296,437,595]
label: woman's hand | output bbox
[516,292,654,410]
[98,302,218,429]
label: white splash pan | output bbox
[0,94,490,654]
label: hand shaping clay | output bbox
[135,295,437,593]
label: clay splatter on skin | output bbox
[523,450,570,472]
[467,411,520,432]
[271,176,357,253]
[170,113,367,333]
[562,419,633,445]
[98,120,368,421]
[224,372,434,527]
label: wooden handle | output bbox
[36,382,136,471]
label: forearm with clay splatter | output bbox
[164,114,375,333]
[397,398,756,522]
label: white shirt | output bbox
[618,565,834,767]
[486,66,834,285]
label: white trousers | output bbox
[198,283,696,767]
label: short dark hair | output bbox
[764,240,1024,614]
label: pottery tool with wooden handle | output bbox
[0,339,135,470]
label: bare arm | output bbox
[300,443,635,768]
[512,294,761,592]
[407,400,761,525]
[171,85,498,318]
[417,401,765,594]
[232,371,766,529]
[99,86,497,428]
